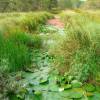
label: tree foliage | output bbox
[0,0,99,12]
[0,0,87,12]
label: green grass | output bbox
[0,32,31,72]
[51,10,100,82]
[0,10,100,99]
[0,12,53,34]
[0,32,43,73]
[8,32,42,49]
[0,11,53,72]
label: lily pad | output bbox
[49,84,59,92]
[34,91,42,95]
[68,92,83,99]
[59,87,64,92]
[84,84,96,92]
[86,92,94,97]
[68,91,83,99]
[25,93,42,100]
[88,92,100,100]
[71,80,82,88]
[34,84,48,91]
[39,79,49,85]
[64,84,72,90]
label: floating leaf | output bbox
[34,84,48,91]
[59,88,64,92]
[88,92,100,100]
[49,84,59,92]
[86,92,94,97]
[71,80,82,88]
[34,91,42,95]
[64,84,72,90]
[25,93,42,100]
[39,79,49,85]
[84,84,96,92]
[68,92,83,99]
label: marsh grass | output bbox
[0,32,43,73]
[52,10,100,82]
[0,12,51,73]
[0,32,32,72]
[0,12,53,34]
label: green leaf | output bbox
[34,91,42,95]
[84,84,96,92]
[86,92,94,97]
[67,76,74,82]
[96,85,100,92]
[39,79,49,85]
[49,84,59,92]
[88,92,100,100]
[17,94,24,99]
[59,87,64,92]
[9,95,19,100]
[25,93,42,100]
[71,80,82,88]
[64,84,72,90]
[68,92,83,99]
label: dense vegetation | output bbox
[0,0,100,12]
[54,10,100,82]
[0,0,100,100]
[0,0,75,12]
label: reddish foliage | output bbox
[47,18,64,28]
